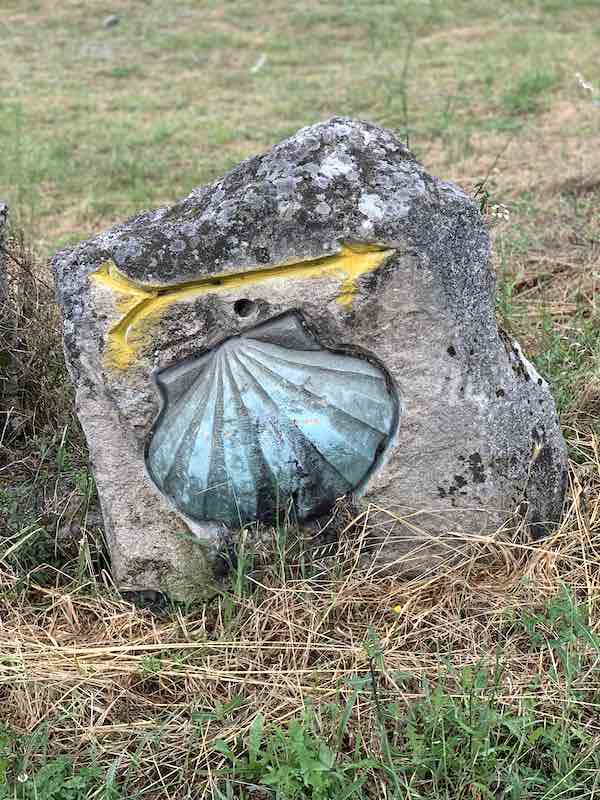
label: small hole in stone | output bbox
[234,299,257,317]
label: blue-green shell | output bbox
[147,312,398,526]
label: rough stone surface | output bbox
[53,118,568,598]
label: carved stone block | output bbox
[53,118,567,598]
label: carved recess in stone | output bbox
[146,312,399,526]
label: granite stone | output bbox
[53,118,568,597]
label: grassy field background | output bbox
[1,1,600,798]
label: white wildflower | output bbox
[488,203,510,222]
[250,53,267,74]
[575,72,596,94]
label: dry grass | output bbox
[1,0,598,254]
[1,232,600,792]
[0,230,74,445]
[1,80,599,800]
[1,440,600,796]
[2,228,600,796]
[1,1,600,796]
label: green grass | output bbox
[3,586,600,799]
[0,751,120,800]
[213,712,373,800]
[1,0,600,798]
[193,592,600,798]
[502,69,560,116]
[0,723,119,800]
[0,0,597,250]
[534,313,600,416]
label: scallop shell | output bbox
[146,312,398,526]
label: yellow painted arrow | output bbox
[91,242,393,370]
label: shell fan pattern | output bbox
[147,312,399,527]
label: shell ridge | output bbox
[156,350,213,404]
[157,354,220,490]
[202,350,232,520]
[235,348,376,484]
[242,341,393,428]
[178,352,225,516]
[242,312,318,351]
[232,350,356,501]
[243,342,388,396]
[152,355,219,477]
[243,339,384,380]
[229,349,325,520]
[238,345,391,440]
[220,350,262,522]
[162,359,213,420]
[230,348,309,482]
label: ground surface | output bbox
[0,1,599,798]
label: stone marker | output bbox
[53,118,567,599]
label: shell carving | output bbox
[147,312,398,526]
